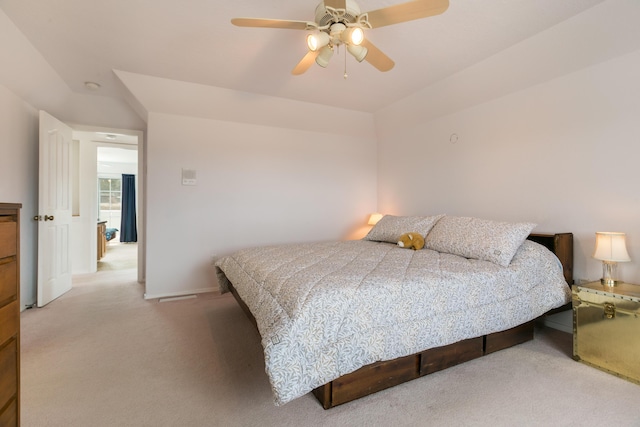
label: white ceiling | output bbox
[97,146,138,164]
[0,0,605,113]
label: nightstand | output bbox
[572,281,640,384]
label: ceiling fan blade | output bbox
[366,0,449,28]
[231,18,315,30]
[323,0,347,9]
[292,50,320,75]
[361,39,395,72]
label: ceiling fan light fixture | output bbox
[306,31,330,52]
[232,0,450,75]
[342,27,364,46]
[315,45,334,68]
[347,44,368,62]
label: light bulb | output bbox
[306,32,330,52]
[341,27,364,46]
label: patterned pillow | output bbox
[364,214,444,243]
[424,216,536,267]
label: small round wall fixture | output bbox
[449,133,459,144]
[84,81,101,91]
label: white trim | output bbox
[543,309,572,334]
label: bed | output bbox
[215,215,573,408]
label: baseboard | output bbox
[543,309,572,334]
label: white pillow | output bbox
[424,216,536,267]
[364,214,444,243]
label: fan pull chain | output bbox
[344,45,348,79]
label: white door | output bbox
[37,111,73,307]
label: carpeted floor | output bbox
[20,268,640,427]
[97,242,137,271]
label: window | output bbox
[99,177,121,230]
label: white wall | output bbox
[144,112,377,299]
[69,133,100,275]
[375,1,640,286]
[115,71,379,299]
[0,84,38,308]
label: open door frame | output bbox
[72,125,146,287]
[36,117,146,306]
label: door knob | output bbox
[33,215,42,221]
[44,215,55,221]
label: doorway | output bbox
[70,128,144,283]
[97,145,139,272]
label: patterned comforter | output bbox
[215,239,571,405]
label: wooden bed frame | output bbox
[226,233,573,409]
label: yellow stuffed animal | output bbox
[397,232,425,250]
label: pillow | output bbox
[424,216,536,267]
[364,214,444,243]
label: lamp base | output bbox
[600,278,622,287]
[601,261,621,287]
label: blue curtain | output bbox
[120,174,138,242]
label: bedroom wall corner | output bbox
[376,49,640,287]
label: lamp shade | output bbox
[347,44,368,62]
[315,45,334,67]
[593,232,631,262]
[306,32,330,52]
[368,213,383,225]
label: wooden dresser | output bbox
[97,221,107,260]
[0,203,21,426]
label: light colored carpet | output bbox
[20,269,640,427]
[97,242,137,271]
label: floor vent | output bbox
[158,295,197,303]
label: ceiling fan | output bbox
[231,0,449,75]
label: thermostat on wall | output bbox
[182,168,197,186]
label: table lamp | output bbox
[592,232,630,286]
[368,213,383,226]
